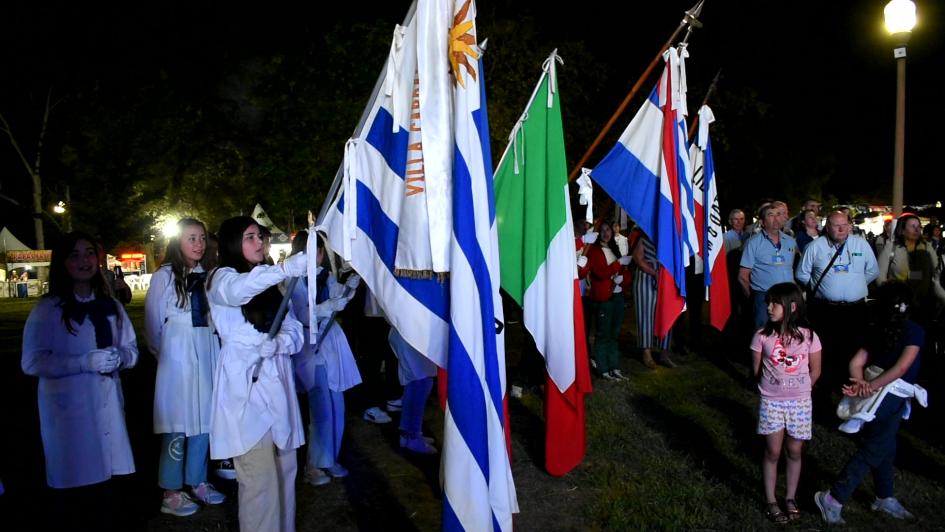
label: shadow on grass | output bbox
[629,394,761,503]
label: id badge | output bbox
[833,264,850,274]
[772,254,785,265]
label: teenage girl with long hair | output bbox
[207,215,308,532]
[145,218,225,516]
[22,232,138,529]
[750,282,822,523]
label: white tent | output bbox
[251,204,293,263]
[0,226,31,254]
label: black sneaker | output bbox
[214,459,237,480]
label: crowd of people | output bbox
[15,199,944,529]
[18,217,423,532]
[569,197,942,525]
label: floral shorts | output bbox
[757,397,813,440]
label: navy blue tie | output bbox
[186,272,209,327]
[69,298,116,348]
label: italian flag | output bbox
[494,51,592,477]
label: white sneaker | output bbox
[814,490,845,525]
[871,497,914,520]
[611,369,628,381]
[363,407,392,424]
[386,398,403,412]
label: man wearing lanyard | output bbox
[738,204,798,329]
[796,211,879,411]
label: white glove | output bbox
[576,255,588,268]
[613,286,623,294]
[613,274,624,285]
[618,255,632,266]
[259,338,278,358]
[328,297,348,312]
[344,274,361,290]
[281,253,308,277]
[84,348,119,373]
[582,231,598,245]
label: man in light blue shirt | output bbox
[796,211,879,413]
[739,204,798,328]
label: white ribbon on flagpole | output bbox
[577,167,594,224]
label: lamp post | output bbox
[884,0,916,216]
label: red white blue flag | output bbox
[590,47,690,338]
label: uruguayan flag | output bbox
[439,1,517,530]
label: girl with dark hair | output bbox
[289,230,363,484]
[585,220,632,380]
[21,232,138,527]
[750,282,821,523]
[145,218,225,516]
[815,282,925,525]
[207,216,308,532]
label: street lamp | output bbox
[884,0,916,216]
[53,200,66,214]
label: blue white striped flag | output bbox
[441,2,517,529]
[320,1,517,529]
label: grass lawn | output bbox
[1,294,943,530]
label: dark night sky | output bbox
[2,1,943,247]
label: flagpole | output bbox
[566,0,704,183]
[316,0,419,225]
[687,68,722,140]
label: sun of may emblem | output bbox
[449,0,479,87]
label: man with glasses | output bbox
[796,211,879,414]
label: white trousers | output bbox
[234,431,297,532]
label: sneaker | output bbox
[161,490,200,517]
[214,459,237,480]
[303,465,330,486]
[190,482,226,505]
[400,433,437,455]
[323,463,349,478]
[600,371,617,381]
[363,407,392,424]
[386,398,403,412]
[814,490,845,525]
[871,497,914,520]
[611,369,628,381]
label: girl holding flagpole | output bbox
[207,216,308,532]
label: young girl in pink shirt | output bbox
[750,282,822,523]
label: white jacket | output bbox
[21,295,138,488]
[207,266,304,459]
[145,264,220,435]
[836,365,928,434]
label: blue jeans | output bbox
[400,377,434,435]
[830,395,907,503]
[158,433,209,489]
[306,364,345,469]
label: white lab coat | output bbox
[207,266,305,459]
[289,276,361,393]
[145,264,220,435]
[21,295,138,488]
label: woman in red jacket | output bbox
[585,221,632,380]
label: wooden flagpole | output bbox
[567,0,704,183]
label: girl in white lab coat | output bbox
[288,230,361,486]
[207,216,307,532]
[21,232,138,528]
[145,218,225,516]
